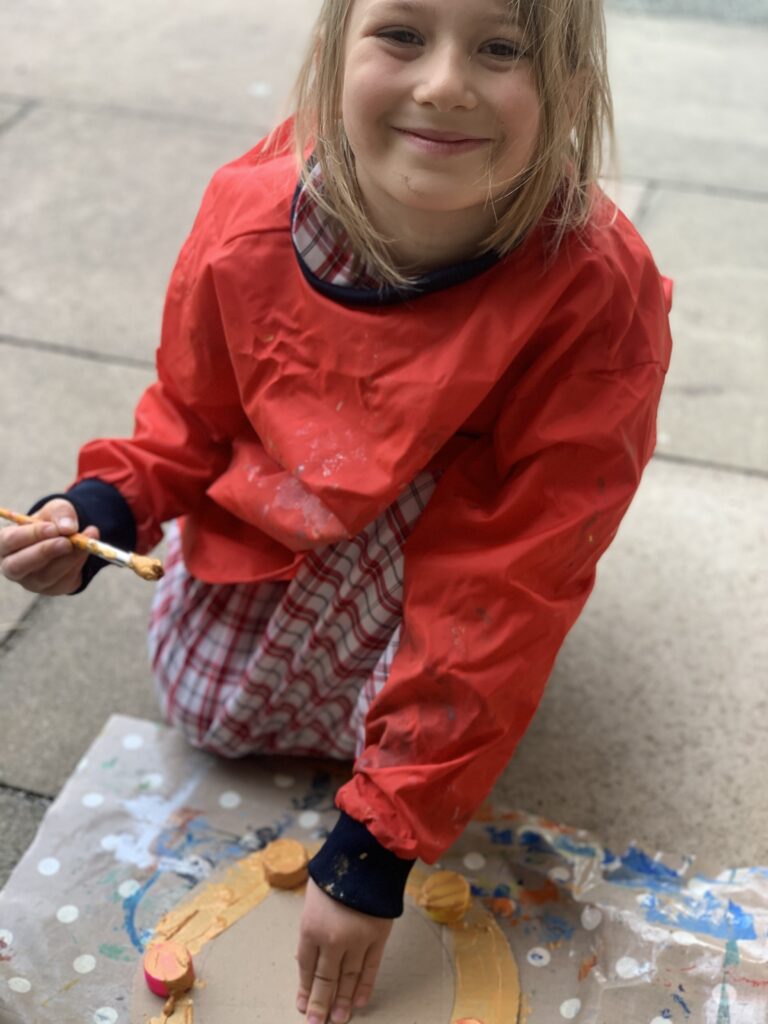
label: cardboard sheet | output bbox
[1,714,766,1023]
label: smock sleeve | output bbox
[73,180,249,553]
[334,348,668,866]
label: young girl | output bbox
[0,0,672,1020]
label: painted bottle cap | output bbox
[262,838,309,889]
[418,870,472,924]
[143,940,195,997]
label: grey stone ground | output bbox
[0,0,766,887]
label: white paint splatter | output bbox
[37,857,60,876]
[8,977,31,993]
[616,956,648,979]
[550,866,571,884]
[218,791,242,810]
[581,906,602,930]
[122,734,144,751]
[82,793,105,808]
[99,772,203,870]
[527,947,551,967]
[463,852,486,872]
[73,954,96,974]
[560,998,581,1019]
[299,811,320,829]
[56,905,79,923]
[94,1010,119,1024]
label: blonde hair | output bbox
[290,0,614,286]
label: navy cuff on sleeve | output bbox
[308,811,416,919]
[29,480,138,593]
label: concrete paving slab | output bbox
[497,457,768,867]
[600,178,649,224]
[608,13,768,194]
[0,99,26,132]
[0,344,154,637]
[607,0,767,22]
[0,106,258,360]
[640,188,768,472]
[0,565,161,797]
[0,0,317,124]
[0,786,51,888]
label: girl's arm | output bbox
[329,351,667,873]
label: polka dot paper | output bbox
[0,714,766,1023]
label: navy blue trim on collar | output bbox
[290,181,500,308]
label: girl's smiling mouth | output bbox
[393,126,492,154]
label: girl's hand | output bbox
[296,877,393,1024]
[0,498,98,595]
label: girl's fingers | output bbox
[295,936,319,1015]
[0,521,58,558]
[330,950,366,1024]
[352,944,386,1010]
[306,949,343,1024]
[0,525,97,592]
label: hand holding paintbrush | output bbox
[0,501,162,589]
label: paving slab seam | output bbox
[654,450,768,481]
[0,91,271,135]
[0,98,39,139]
[0,779,54,805]
[625,180,659,230]
[0,333,154,371]
[0,594,45,655]
[622,174,768,204]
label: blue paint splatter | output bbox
[291,772,335,812]
[519,830,549,853]
[485,826,515,846]
[604,845,684,891]
[541,912,575,943]
[641,892,756,942]
[672,991,692,1017]
[123,875,160,952]
[554,835,598,858]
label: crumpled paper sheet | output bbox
[0,714,766,1023]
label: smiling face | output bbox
[341,0,541,233]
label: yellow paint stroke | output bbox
[145,849,519,1024]
[450,905,521,1024]
[151,851,272,956]
[408,866,521,1024]
[146,850,273,1023]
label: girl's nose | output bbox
[412,45,478,112]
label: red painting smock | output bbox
[76,132,673,864]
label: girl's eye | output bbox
[377,27,423,46]
[481,39,527,60]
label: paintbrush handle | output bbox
[0,506,164,581]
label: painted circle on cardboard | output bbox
[57,905,80,924]
[74,954,97,974]
[94,1009,119,1023]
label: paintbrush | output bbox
[0,506,164,582]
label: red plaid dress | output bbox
[148,470,438,760]
[148,171,438,758]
